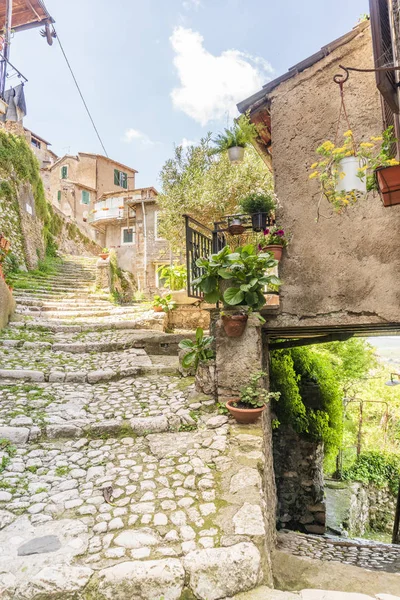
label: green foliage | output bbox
[233,371,280,409]
[320,338,377,394]
[2,252,19,275]
[342,451,400,495]
[157,263,187,290]
[239,192,276,215]
[270,347,343,455]
[153,294,176,312]
[178,327,215,370]
[212,113,258,152]
[158,134,272,252]
[193,244,280,309]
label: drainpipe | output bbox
[1,0,12,98]
[141,201,148,291]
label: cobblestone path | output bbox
[277,529,400,574]
[0,256,270,599]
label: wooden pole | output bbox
[392,480,400,544]
[357,401,363,456]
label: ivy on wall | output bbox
[342,451,400,495]
[270,347,343,456]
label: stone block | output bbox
[87,369,115,384]
[46,424,82,439]
[0,426,29,444]
[65,371,87,383]
[184,542,261,600]
[94,559,185,600]
[130,416,169,435]
[0,369,44,382]
[48,371,66,383]
[233,503,266,536]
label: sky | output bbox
[9,0,368,188]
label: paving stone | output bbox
[0,426,29,444]
[114,528,160,548]
[17,535,61,556]
[233,503,266,536]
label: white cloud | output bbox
[182,0,201,10]
[179,137,197,149]
[123,129,158,146]
[170,26,273,126]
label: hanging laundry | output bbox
[0,83,27,122]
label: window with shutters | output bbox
[114,169,128,189]
[121,226,135,245]
[61,165,68,179]
[57,190,61,203]
[81,190,90,205]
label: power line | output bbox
[53,29,108,157]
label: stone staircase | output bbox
[0,254,272,599]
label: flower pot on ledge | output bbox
[265,244,283,261]
[221,312,248,337]
[99,253,109,260]
[225,398,266,424]
[376,164,400,207]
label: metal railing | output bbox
[0,51,28,101]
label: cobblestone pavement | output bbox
[277,530,400,574]
[0,256,271,599]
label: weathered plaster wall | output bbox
[96,156,136,198]
[268,24,400,329]
[0,278,15,329]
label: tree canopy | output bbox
[157,135,273,252]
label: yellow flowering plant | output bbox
[309,126,399,211]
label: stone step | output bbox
[16,303,116,313]
[15,299,113,308]
[13,291,110,300]
[8,319,163,333]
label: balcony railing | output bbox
[89,207,123,223]
[0,52,28,102]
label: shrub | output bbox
[342,451,400,495]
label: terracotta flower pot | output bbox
[221,313,248,337]
[153,305,164,312]
[99,253,109,260]
[265,245,283,261]
[376,164,400,206]
[226,399,266,424]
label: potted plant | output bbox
[157,264,195,305]
[153,294,177,313]
[193,244,281,337]
[179,328,216,395]
[239,192,276,232]
[212,113,258,164]
[226,371,280,424]
[309,126,400,211]
[227,215,246,235]
[258,226,289,261]
[99,248,110,260]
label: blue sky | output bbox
[10,0,368,188]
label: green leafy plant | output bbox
[232,371,280,409]
[212,113,258,153]
[342,451,400,495]
[157,264,187,290]
[153,294,177,312]
[101,247,109,253]
[239,192,276,215]
[178,327,215,370]
[309,126,399,211]
[193,244,280,309]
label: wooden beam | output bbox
[268,332,353,350]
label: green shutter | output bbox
[122,172,128,189]
[114,169,120,185]
[57,190,61,202]
[82,190,90,205]
[61,166,68,179]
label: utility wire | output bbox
[53,29,109,157]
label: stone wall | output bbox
[263,23,400,330]
[166,304,211,331]
[273,426,325,534]
[0,277,15,329]
[16,183,46,269]
[325,479,396,536]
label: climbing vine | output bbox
[270,347,343,456]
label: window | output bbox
[114,169,128,189]
[31,138,41,149]
[121,226,135,245]
[61,165,68,179]
[57,190,61,203]
[154,211,164,240]
[81,190,90,205]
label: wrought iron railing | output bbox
[0,52,28,102]
[184,215,226,299]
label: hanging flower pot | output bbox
[251,213,268,232]
[375,164,400,207]
[228,146,245,164]
[228,217,245,235]
[265,244,283,261]
[335,156,366,194]
[221,313,248,337]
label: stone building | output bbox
[24,128,58,197]
[89,186,174,293]
[237,15,400,534]
[47,153,137,241]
